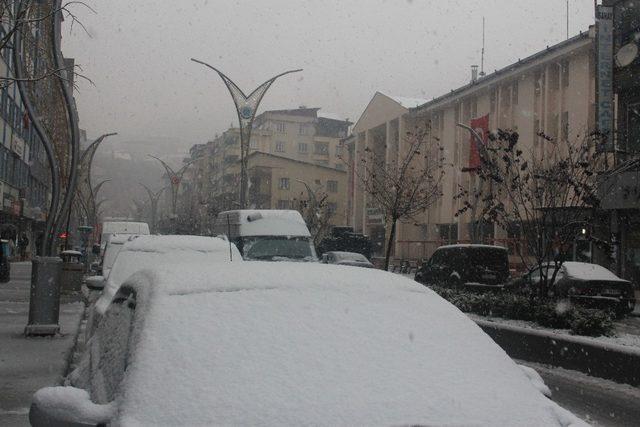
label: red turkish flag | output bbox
[468,114,489,170]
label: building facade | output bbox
[349,31,597,264]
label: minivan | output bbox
[213,210,318,262]
[415,244,510,290]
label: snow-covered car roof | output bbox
[437,243,508,251]
[112,263,584,426]
[95,235,241,313]
[562,261,627,282]
[326,251,370,262]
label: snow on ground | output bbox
[114,263,585,426]
[468,313,640,349]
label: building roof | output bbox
[380,93,428,109]
[245,151,347,173]
[413,30,592,112]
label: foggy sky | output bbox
[62,0,595,152]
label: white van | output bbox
[100,221,150,253]
[213,210,318,262]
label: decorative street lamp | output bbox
[149,155,198,226]
[191,59,301,208]
[139,183,166,234]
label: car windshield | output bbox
[241,236,317,261]
[102,242,125,271]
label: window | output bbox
[561,60,569,88]
[335,145,343,157]
[335,163,344,171]
[561,111,569,141]
[276,199,290,209]
[327,180,338,192]
[276,121,285,133]
[279,177,290,190]
[327,202,337,214]
[299,124,310,135]
[275,141,286,152]
[314,142,329,155]
[298,142,308,153]
[512,81,518,105]
[249,139,258,149]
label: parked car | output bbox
[321,251,374,268]
[415,244,510,290]
[32,263,584,426]
[100,220,149,255]
[84,235,242,338]
[213,209,318,262]
[508,261,636,313]
[99,234,136,277]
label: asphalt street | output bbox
[521,361,640,427]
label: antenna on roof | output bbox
[566,0,569,40]
[480,17,486,78]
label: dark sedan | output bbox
[509,261,636,313]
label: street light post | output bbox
[191,59,301,208]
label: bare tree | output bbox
[295,180,333,247]
[1,0,94,90]
[456,129,609,298]
[353,123,445,270]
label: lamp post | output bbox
[191,59,301,208]
[139,183,166,234]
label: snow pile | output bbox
[113,263,586,426]
[386,94,428,109]
[519,364,552,397]
[563,262,626,282]
[32,387,115,424]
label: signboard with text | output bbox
[596,5,614,152]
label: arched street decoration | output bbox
[149,156,198,216]
[91,179,112,225]
[191,59,302,208]
[12,2,58,256]
[76,133,116,227]
[139,183,166,233]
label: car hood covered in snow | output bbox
[115,263,585,426]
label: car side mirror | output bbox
[30,386,115,427]
[85,276,105,291]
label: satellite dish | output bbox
[615,42,638,68]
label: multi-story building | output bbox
[184,107,351,229]
[349,30,597,263]
[0,2,72,257]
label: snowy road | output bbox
[521,361,640,426]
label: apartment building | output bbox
[349,30,596,262]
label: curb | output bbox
[476,319,640,387]
[58,303,86,384]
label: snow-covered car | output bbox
[321,250,374,268]
[509,261,636,313]
[85,234,241,337]
[98,234,135,278]
[32,263,585,426]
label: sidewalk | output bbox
[0,262,84,427]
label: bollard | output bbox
[25,256,63,336]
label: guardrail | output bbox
[476,319,640,386]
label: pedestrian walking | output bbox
[18,233,29,261]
